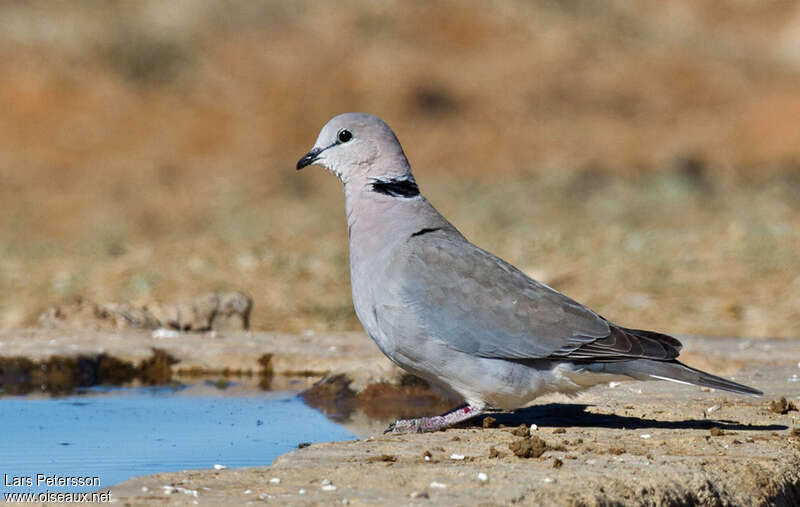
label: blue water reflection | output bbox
[0,385,355,494]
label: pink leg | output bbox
[385,404,483,434]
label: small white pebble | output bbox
[788,374,799,382]
[152,328,180,339]
[586,459,597,465]
[298,489,307,495]
[430,481,447,489]
[269,477,281,484]
[706,405,720,414]
[797,361,800,369]
[477,472,488,482]
[258,493,272,500]
[530,424,538,431]
[322,485,337,492]
[141,487,149,493]
[608,381,622,389]
[424,455,431,461]
[542,477,555,483]
[321,479,331,485]
[213,464,228,470]
[628,387,642,394]
[343,499,349,505]
[450,453,465,460]
[738,340,752,350]
[243,489,252,494]
[640,434,652,439]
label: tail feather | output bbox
[600,359,763,397]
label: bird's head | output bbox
[296,113,413,186]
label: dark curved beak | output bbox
[296,147,322,170]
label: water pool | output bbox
[0,383,355,495]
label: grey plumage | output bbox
[297,113,762,433]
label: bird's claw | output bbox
[384,418,422,434]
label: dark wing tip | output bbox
[553,325,682,362]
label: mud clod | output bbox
[509,436,547,459]
[482,416,497,429]
[552,428,566,434]
[769,397,797,415]
[488,446,504,459]
[609,447,626,455]
[710,427,724,437]
[552,458,563,469]
[791,428,800,437]
[298,442,310,449]
[509,424,530,437]
[368,454,397,463]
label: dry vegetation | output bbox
[0,0,799,337]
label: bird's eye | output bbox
[337,129,353,143]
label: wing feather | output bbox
[393,232,682,362]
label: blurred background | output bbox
[0,0,798,337]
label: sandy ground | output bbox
[2,328,798,505]
[107,383,800,506]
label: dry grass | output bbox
[1,0,799,337]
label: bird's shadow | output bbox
[465,403,786,432]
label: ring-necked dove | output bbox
[297,112,762,433]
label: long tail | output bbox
[599,359,763,396]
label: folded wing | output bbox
[395,232,681,362]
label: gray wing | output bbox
[391,230,681,361]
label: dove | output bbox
[297,112,762,433]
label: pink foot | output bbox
[385,404,483,434]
